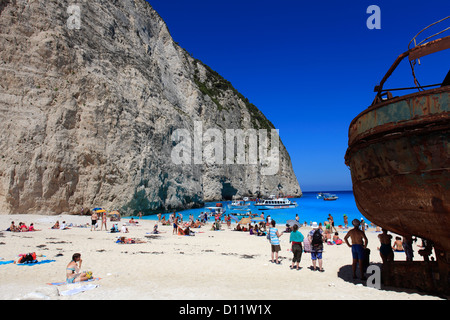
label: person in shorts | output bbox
[308,222,325,272]
[269,220,283,264]
[91,211,98,231]
[344,219,368,280]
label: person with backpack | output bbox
[308,222,325,272]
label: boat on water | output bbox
[228,198,250,210]
[255,195,298,209]
[205,203,226,216]
[317,193,339,201]
[344,18,450,294]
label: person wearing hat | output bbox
[121,223,129,233]
[308,222,325,272]
[344,219,369,280]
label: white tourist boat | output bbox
[254,196,297,209]
[228,198,250,210]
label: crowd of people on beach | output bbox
[4,207,427,287]
[260,212,422,280]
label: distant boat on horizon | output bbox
[316,192,339,201]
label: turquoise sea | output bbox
[138,191,369,226]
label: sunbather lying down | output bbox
[116,236,146,244]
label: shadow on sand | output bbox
[337,263,444,298]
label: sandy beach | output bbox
[0,214,444,300]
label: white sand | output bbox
[0,214,443,300]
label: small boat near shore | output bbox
[228,198,250,210]
[205,203,226,217]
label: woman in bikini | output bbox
[66,253,91,284]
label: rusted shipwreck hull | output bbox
[345,86,449,251]
[345,32,450,293]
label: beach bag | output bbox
[311,229,323,245]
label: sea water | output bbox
[138,191,370,227]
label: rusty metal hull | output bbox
[345,87,450,252]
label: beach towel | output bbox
[59,284,99,296]
[47,277,101,286]
[17,259,55,266]
[0,260,14,265]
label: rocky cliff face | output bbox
[0,0,301,215]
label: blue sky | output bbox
[148,0,449,191]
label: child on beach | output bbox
[269,220,283,264]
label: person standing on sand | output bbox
[173,216,179,235]
[101,212,107,231]
[328,214,337,232]
[308,222,325,272]
[269,220,283,264]
[378,229,394,263]
[91,211,98,231]
[343,214,348,229]
[289,224,304,270]
[344,219,369,280]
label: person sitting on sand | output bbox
[117,236,145,244]
[193,219,201,228]
[51,221,60,229]
[392,236,404,252]
[110,224,119,233]
[60,221,70,230]
[7,221,17,232]
[66,253,92,284]
[28,223,39,232]
[121,224,129,233]
[19,222,28,232]
[234,224,242,231]
[161,216,169,226]
[333,232,343,245]
[129,217,138,225]
[213,220,221,231]
[253,224,264,236]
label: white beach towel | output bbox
[59,284,99,296]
